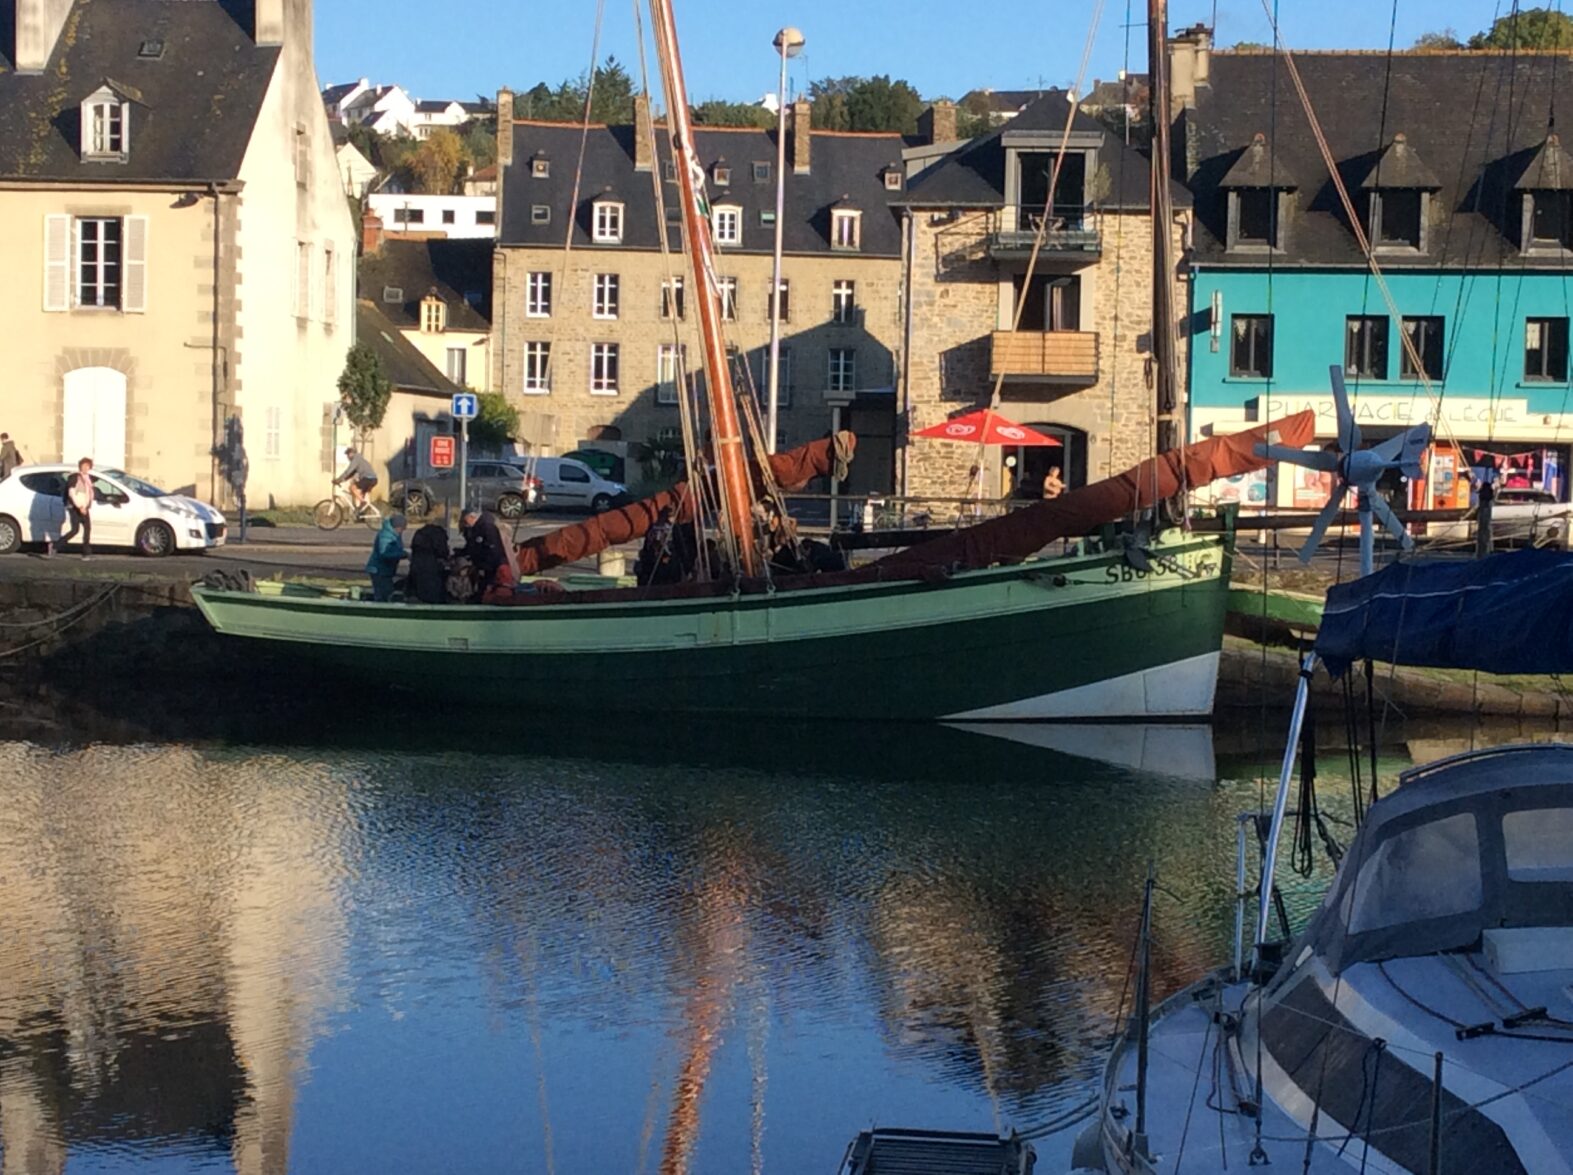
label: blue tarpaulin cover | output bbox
[1316,550,1573,678]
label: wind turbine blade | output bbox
[1329,365,1360,453]
[1299,490,1347,564]
[1256,443,1341,471]
[1368,492,1415,550]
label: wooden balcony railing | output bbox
[989,330,1100,381]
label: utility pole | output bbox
[767,27,805,453]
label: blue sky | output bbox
[315,1,1511,106]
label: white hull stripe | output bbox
[942,652,1221,721]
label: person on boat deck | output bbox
[1041,465,1065,500]
[336,447,378,515]
[460,507,516,599]
[407,523,451,604]
[635,507,683,587]
[366,514,407,602]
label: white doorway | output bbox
[62,367,127,467]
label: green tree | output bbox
[460,117,497,172]
[408,128,468,194]
[809,75,925,133]
[514,57,637,124]
[1231,40,1271,50]
[692,99,773,128]
[956,91,996,139]
[468,392,520,448]
[338,344,392,442]
[1413,28,1464,49]
[1469,7,1573,48]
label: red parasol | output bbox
[914,409,1062,446]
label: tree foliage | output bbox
[515,57,636,124]
[460,117,498,172]
[1413,28,1464,49]
[692,99,774,128]
[408,128,467,195]
[1468,7,1573,48]
[468,392,520,449]
[809,75,925,133]
[956,91,996,139]
[338,344,393,440]
[1231,40,1271,50]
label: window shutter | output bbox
[122,216,149,313]
[44,215,71,311]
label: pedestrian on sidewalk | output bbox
[0,433,21,479]
[366,513,407,602]
[56,457,96,560]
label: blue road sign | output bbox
[452,393,479,420]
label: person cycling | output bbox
[335,447,378,515]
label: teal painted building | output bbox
[1174,38,1573,508]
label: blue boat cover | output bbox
[1316,549,1573,678]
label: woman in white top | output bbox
[57,457,96,559]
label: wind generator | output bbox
[1255,364,1432,577]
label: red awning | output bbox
[914,409,1062,446]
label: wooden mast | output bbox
[1148,0,1180,455]
[647,0,760,576]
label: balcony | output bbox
[988,207,1101,259]
[990,330,1100,382]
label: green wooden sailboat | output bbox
[190,0,1315,721]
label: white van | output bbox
[527,457,628,512]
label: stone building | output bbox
[491,93,916,493]
[0,0,356,509]
[357,228,493,392]
[896,93,1191,501]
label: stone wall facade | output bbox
[492,245,903,486]
[901,208,1190,500]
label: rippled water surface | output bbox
[0,719,1397,1172]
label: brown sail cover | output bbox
[515,432,855,576]
[863,410,1317,577]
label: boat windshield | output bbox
[104,470,168,498]
[1296,748,1573,973]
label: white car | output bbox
[0,464,227,556]
[530,457,630,512]
[1428,488,1573,550]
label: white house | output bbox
[333,130,379,198]
[340,84,416,137]
[367,193,497,239]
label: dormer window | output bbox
[82,89,130,161]
[752,161,771,183]
[831,206,862,251]
[592,198,624,244]
[1221,133,1296,253]
[712,205,741,246]
[531,154,550,179]
[1530,191,1572,249]
[1512,135,1573,253]
[1360,134,1438,253]
[882,165,903,192]
[713,160,732,186]
[420,293,446,333]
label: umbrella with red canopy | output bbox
[914,409,1062,446]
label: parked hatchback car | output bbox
[390,461,544,519]
[1428,487,1573,549]
[0,465,227,556]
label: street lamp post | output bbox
[767,26,805,453]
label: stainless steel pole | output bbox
[766,44,789,453]
[1255,656,1314,964]
[458,418,469,512]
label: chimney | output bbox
[496,88,514,169]
[362,210,384,255]
[634,92,652,172]
[919,101,958,146]
[14,0,74,73]
[254,0,285,46]
[1168,23,1212,115]
[791,98,811,175]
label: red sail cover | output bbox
[863,411,1317,577]
[515,433,855,576]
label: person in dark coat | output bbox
[460,507,514,598]
[407,523,451,604]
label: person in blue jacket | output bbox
[366,514,407,601]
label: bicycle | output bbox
[313,483,383,531]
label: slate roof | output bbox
[1360,133,1441,190]
[0,0,279,183]
[899,91,1190,210]
[1513,134,1573,191]
[415,99,460,114]
[355,301,465,398]
[1187,51,1573,268]
[961,89,1047,116]
[322,81,363,106]
[1219,133,1299,189]
[500,120,910,256]
[358,238,493,331]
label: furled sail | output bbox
[863,411,1317,578]
[515,432,855,577]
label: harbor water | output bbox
[0,713,1494,1172]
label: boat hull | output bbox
[192,534,1231,720]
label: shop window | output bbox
[1230,314,1274,378]
[1401,316,1444,381]
[1526,317,1570,382]
[1345,315,1389,380]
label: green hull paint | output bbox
[1225,587,1324,630]
[193,534,1232,720]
